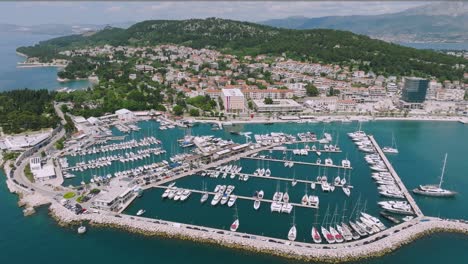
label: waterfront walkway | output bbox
[368,135,423,217]
[242,156,352,170]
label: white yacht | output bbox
[77,225,87,234]
[180,189,191,201]
[211,193,222,206]
[253,199,261,210]
[413,153,456,197]
[200,192,209,203]
[227,195,237,207]
[258,190,264,199]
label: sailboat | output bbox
[321,205,335,244]
[382,133,399,154]
[412,153,456,197]
[287,210,297,241]
[291,168,297,187]
[230,205,239,232]
[301,183,309,205]
[329,206,344,243]
[311,211,322,243]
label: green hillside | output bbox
[17,18,467,80]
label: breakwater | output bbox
[48,200,468,263]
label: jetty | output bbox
[48,200,468,263]
[368,135,423,217]
[201,170,354,189]
[242,156,352,170]
[153,185,319,209]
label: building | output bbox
[401,77,429,103]
[30,157,56,182]
[115,109,136,121]
[253,99,302,112]
[242,89,294,100]
[221,88,246,113]
[93,188,135,211]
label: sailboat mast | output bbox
[439,153,448,188]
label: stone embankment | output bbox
[48,201,468,263]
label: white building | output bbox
[93,188,135,211]
[30,157,56,182]
[115,109,136,121]
[253,99,302,112]
[221,88,246,113]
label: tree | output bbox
[172,105,184,116]
[305,84,319,97]
[189,108,200,116]
[264,97,273,104]
[248,100,254,110]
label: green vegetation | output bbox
[90,188,101,194]
[17,18,467,80]
[264,97,274,104]
[186,95,217,111]
[2,151,20,161]
[24,164,34,183]
[189,108,200,116]
[63,192,76,199]
[0,89,59,134]
[55,137,65,150]
[172,105,184,116]
[305,84,319,97]
[76,195,85,203]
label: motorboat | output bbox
[230,219,239,232]
[227,195,237,207]
[136,209,145,216]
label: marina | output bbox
[5,117,468,261]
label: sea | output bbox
[1,31,468,263]
[0,31,89,92]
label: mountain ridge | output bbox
[260,2,468,43]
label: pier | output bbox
[242,156,352,170]
[153,185,319,209]
[201,170,354,189]
[268,148,342,154]
[368,135,423,217]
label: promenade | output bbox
[368,135,423,217]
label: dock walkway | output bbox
[202,170,353,189]
[154,185,319,209]
[242,156,352,170]
[368,135,423,217]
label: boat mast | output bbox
[439,153,448,188]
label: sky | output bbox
[0,1,431,26]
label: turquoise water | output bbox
[59,120,468,254]
[0,31,89,91]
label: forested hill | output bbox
[17,18,467,80]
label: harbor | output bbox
[4,116,468,261]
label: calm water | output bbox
[2,120,468,263]
[0,31,89,91]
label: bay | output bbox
[0,31,89,92]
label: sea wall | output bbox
[47,201,468,263]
